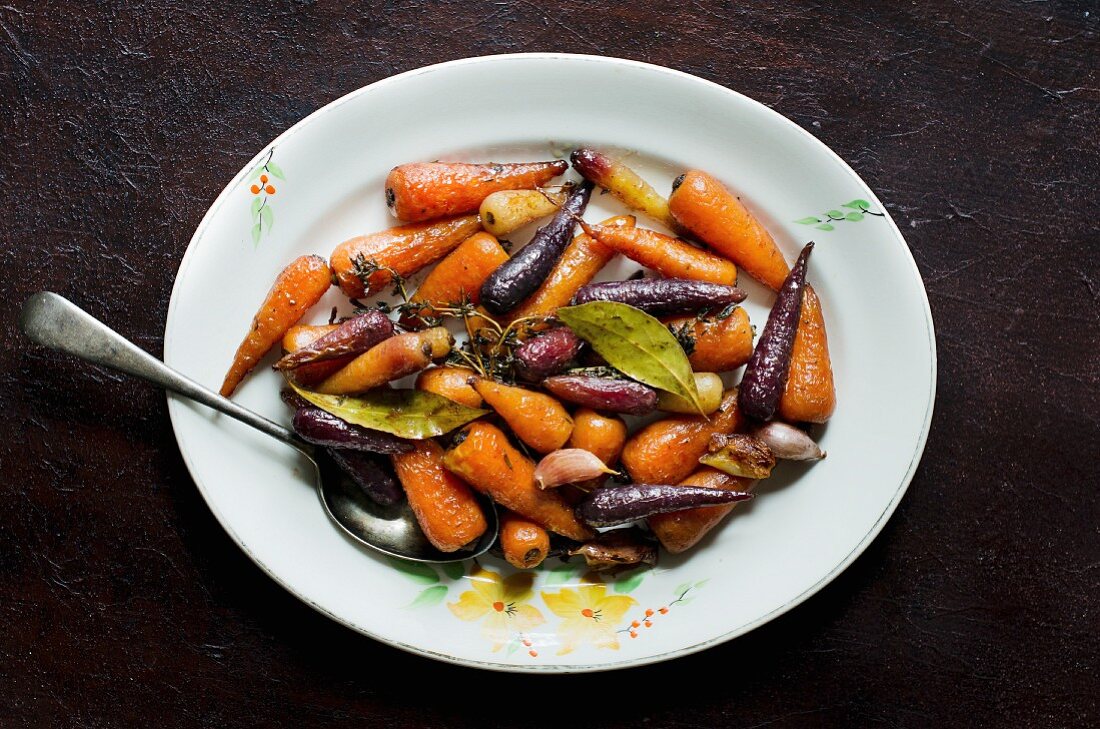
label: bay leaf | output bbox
[290,383,486,439]
[556,301,703,413]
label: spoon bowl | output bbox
[19,291,497,564]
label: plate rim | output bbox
[164,52,937,673]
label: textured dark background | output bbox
[2,1,1097,727]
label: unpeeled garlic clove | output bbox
[534,448,615,489]
[753,421,826,461]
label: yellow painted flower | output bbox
[448,566,545,651]
[542,574,637,655]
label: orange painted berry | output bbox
[250,184,261,194]
[528,650,538,657]
[631,620,640,628]
[260,174,268,183]
[265,184,276,195]
[629,631,638,638]
[659,607,669,614]
[644,608,654,617]
[644,620,653,628]
[522,639,532,647]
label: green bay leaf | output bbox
[290,384,486,439]
[557,302,702,413]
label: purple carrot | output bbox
[738,242,814,421]
[273,310,394,371]
[292,406,414,454]
[576,484,754,527]
[571,279,745,316]
[543,374,658,415]
[514,326,583,381]
[327,449,405,506]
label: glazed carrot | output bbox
[499,510,550,569]
[647,467,756,554]
[415,366,483,409]
[666,306,753,373]
[470,377,573,454]
[507,214,635,322]
[281,324,350,387]
[316,327,452,395]
[220,255,332,397]
[399,232,509,328]
[584,224,737,285]
[386,160,568,222]
[570,148,676,229]
[480,187,568,237]
[330,215,481,298]
[443,422,594,541]
[567,408,628,468]
[778,286,836,423]
[668,170,790,290]
[621,389,743,485]
[391,440,487,553]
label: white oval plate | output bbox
[165,53,935,673]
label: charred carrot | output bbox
[668,170,790,290]
[414,366,483,409]
[499,510,550,569]
[647,467,756,554]
[399,232,510,328]
[391,440,488,553]
[220,255,332,397]
[570,148,675,229]
[470,377,573,454]
[330,215,481,298]
[386,160,568,222]
[584,225,737,285]
[316,327,452,395]
[621,388,744,485]
[666,307,754,373]
[442,422,594,541]
[281,324,351,387]
[778,286,836,423]
[274,310,394,370]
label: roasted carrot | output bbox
[399,232,509,328]
[330,215,481,298]
[386,160,568,222]
[415,366,483,409]
[442,422,594,541]
[316,327,452,395]
[567,408,628,468]
[778,286,836,423]
[665,307,753,373]
[507,214,635,322]
[584,224,737,285]
[282,324,355,387]
[669,170,790,290]
[499,510,550,569]
[391,440,487,553]
[220,255,332,397]
[647,467,755,554]
[480,187,568,237]
[570,148,676,229]
[470,377,573,454]
[621,388,743,485]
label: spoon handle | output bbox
[20,291,300,448]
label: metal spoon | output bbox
[19,291,497,564]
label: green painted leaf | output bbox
[266,161,286,180]
[387,558,439,584]
[674,582,693,596]
[250,197,263,219]
[440,561,466,580]
[557,302,703,414]
[815,224,835,232]
[406,585,448,608]
[260,204,274,231]
[678,596,695,606]
[506,640,520,656]
[826,210,844,218]
[794,216,821,225]
[845,212,864,222]
[251,222,262,246]
[290,384,487,439]
[544,561,581,587]
[613,568,648,594]
[843,199,870,210]
[693,579,709,589]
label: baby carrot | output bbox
[778,286,836,423]
[665,307,754,373]
[399,231,509,328]
[316,327,452,395]
[391,440,487,553]
[470,377,574,454]
[220,255,332,397]
[499,510,550,569]
[282,324,353,387]
[415,366,483,409]
[567,408,628,468]
[570,148,676,229]
[585,224,737,285]
[647,467,756,554]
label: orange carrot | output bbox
[391,440,487,553]
[621,389,743,485]
[585,224,737,285]
[499,510,550,569]
[316,327,452,395]
[386,160,568,222]
[647,467,755,554]
[399,232,509,328]
[666,307,754,373]
[220,255,332,397]
[281,324,350,387]
[778,286,836,422]
[668,170,790,290]
[330,215,481,298]
[415,366,483,409]
[443,422,594,541]
[471,377,573,454]
[567,408,628,467]
[507,214,635,322]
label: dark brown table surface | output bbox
[2,2,1097,726]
